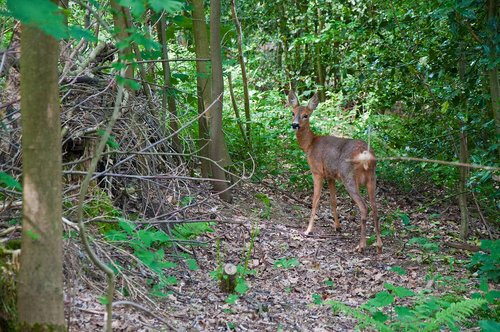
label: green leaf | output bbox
[324,279,335,287]
[148,0,184,13]
[372,311,388,323]
[0,172,22,191]
[479,320,500,332]
[26,229,40,240]
[312,293,322,305]
[390,266,407,275]
[98,296,109,305]
[395,306,414,320]
[365,291,394,308]
[225,294,238,304]
[399,213,411,226]
[118,219,136,234]
[104,230,128,241]
[273,257,300,269]
[186,258,199,271]
[385,283,415,298]
[68,25,97,42]
[235,279,249,294]
[117,0,145,18]
[7,0,67,39]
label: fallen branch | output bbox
[445,241,481,252]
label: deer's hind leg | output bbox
[367,174,382,253]
[327,179,341,232]
[343,175,368,252]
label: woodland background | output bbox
[0,0,499,331]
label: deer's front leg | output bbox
[305,174,323,235]
[327,179,341,232]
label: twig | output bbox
[471,190,493,239]
[75,70,127,332]
[376,156,499,171]
[112,300,175,330]
[63,170,229,182]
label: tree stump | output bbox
[219,263,237,293]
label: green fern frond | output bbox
[327,301,393,332]
[423,298,487,332]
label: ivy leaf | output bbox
[148,0,184,13]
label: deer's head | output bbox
[287,90,319,130]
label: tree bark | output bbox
[487,0,500,158]
[17,24,65,330]
[229,0,252,148]
[157,14,181,151]
[209,0,232,202]
[458,47,470,240]
[191,0,212,177]
[110,0,134,85]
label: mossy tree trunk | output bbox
[17,23,65,331]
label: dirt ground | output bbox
[67,180,484,331]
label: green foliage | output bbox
[0,172,21,191]
[325,283,487,332]
[171,222,214,240]
[6,0,66,39]
[469,240,500,283]
[104,219,213,297]
[254,193,271,219]
[273,257,300,269]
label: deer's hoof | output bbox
[355,245,366,253]
[333,226,341,233]
[303,230,312,236]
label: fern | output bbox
[326,301,392,332]
[423,298,487,331]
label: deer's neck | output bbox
[296,124,316,153]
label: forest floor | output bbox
[66,179,487,331]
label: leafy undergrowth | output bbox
[66,180,498,331]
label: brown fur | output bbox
[288,91,382,253]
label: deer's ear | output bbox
[288,90,299,108]
[307,93,319,111]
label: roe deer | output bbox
[287,90,382,253]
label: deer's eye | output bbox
[303,115,308,119]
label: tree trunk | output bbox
[209,0,232,202]
[17,24,65,331]
[314,5,326,101]
[487,0,500,158]
[191,0,212,177]
[458,131,470,239]
[229,0,252,148]
[157,14,181,151]
[110,0,134,85]
[458,47,470,240]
